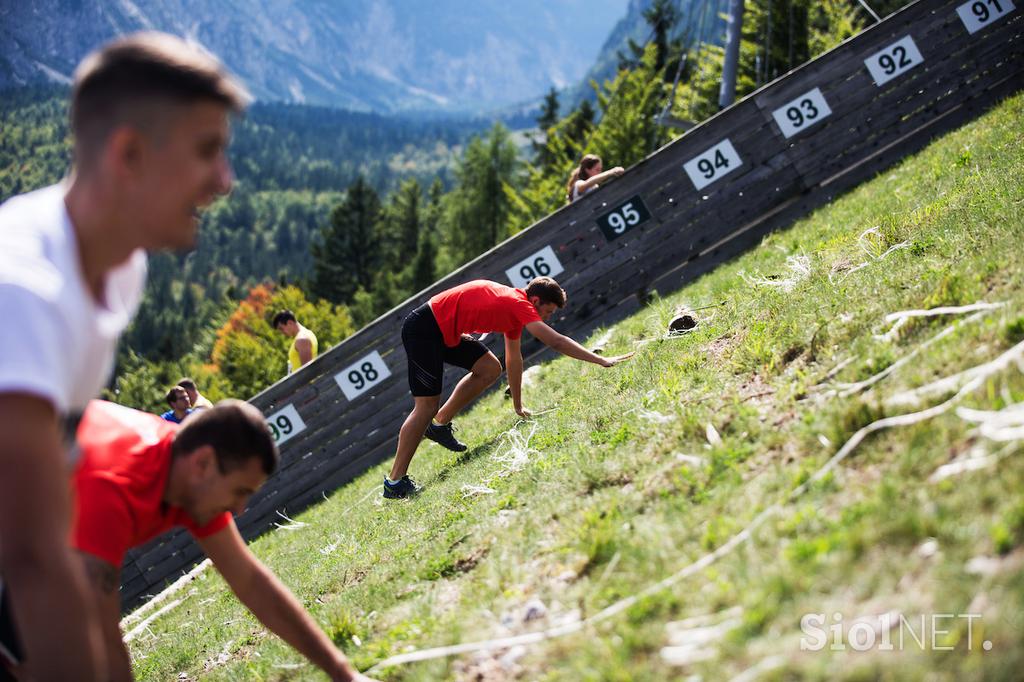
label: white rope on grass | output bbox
[123,598,184,643]
[823,306,1001,398]
[743,255,812,293]
[829,227,911,285]
[124,483,380,630]
[273,509,309,531]
[366,336,1024,675]
[121,558,212,630]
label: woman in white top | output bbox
[566,154,625,203]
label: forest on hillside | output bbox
[0,0,908,413]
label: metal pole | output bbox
[719,0,746,109]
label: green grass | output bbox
[129,91,1024,681]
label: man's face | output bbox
[186,454,267,526]
[133,100,233,251]
[182,387,198,404]
[276,320,297,337]
[172,392,191,412]
[533,300,559,322]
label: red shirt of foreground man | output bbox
[429,279,541,347]
[71,401,230,566]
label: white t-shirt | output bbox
[0,184,147,415]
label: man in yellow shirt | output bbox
[273,310,318,374]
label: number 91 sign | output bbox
[506,245,564,289]
[264,404,306,447]
[335,350,392,401]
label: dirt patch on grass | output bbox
[706,334,736,362]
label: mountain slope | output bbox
[125,92,1024,680]
[0,0,628,113]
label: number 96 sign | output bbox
[506,245,564,289]
[335,350,392,401]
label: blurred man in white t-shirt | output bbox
[0,32,249,681]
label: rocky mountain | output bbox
[0,0,627,114]
[570,0,728,103]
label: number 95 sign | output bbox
[596,195,652,242]
[506,245,564,289]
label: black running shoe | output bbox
[382,475,422,499]
[424,421,467,452]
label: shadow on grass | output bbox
[431,432,506,483]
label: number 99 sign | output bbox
[506,245,564,289]
[264,404,306,447]
[335,350,392,401]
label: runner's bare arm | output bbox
[0,394,106,681]
[295,337,314,366]
[524,321,633,367]
[504,335,529,417]
[78,552,133,681]
[199,522,377,681]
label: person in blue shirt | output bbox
[160,386,193,424]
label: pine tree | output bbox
[410,178,444,292]
[442,123,520,266]
[310,176,382,304]
[644,0,681,73]
[532,87,560,168]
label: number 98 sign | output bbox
[335,350,392,401]
[506,245,564,289]
[264,404,306,447]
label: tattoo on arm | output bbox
[79,552,120,594]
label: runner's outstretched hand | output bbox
[601,352,634,367]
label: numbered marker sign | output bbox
[864,36,924,86]
[683,139,742,191]
[596,195,653,241]
[265,404,306,447]
[957,0,1015,33]
[772,87,833,138]
[506,245,564,289]
[335,350,391,401]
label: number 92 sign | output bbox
[335,350,392,401]
[264,404,306,447]
[506,245,564,289]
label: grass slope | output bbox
[129,91,1024,681]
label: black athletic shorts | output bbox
[0,581,22,669]
[402,303,489,397]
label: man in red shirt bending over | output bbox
[383,277,632,499]
[1,399,376,681]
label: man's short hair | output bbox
[177,377,197,392]
[172,400,279,476]
[525,277,567,308]
[166,385,188,406]
[71,31,251,165]
[272,310,296,329]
